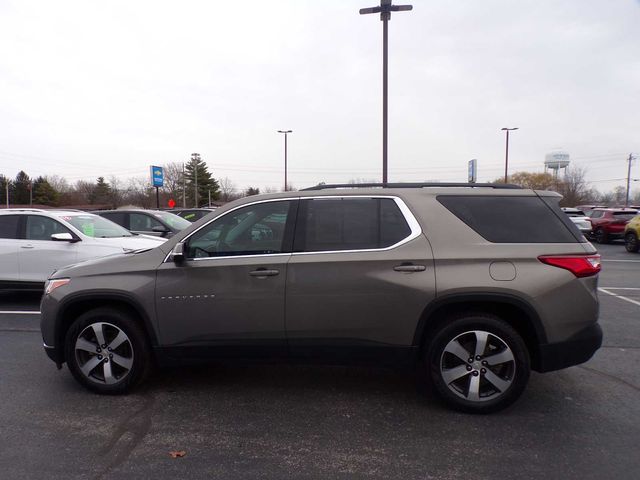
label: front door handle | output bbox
[393,264,426,272]
[20,245,35,249]
[249,269,280,277]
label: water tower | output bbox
[544,150,570,178]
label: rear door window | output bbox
[437,195,582,243]
[0,215,19,239]
[294,198,412,252]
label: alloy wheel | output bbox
[439,330,516,403]
[74,322,134,385]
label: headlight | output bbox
[45,278,70,295]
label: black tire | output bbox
[594,228,609,244]
[64,307,152,394]
[625,232,639,253]
[426,313,530,414]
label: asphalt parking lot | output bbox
[1,243,638,480]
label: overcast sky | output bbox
[1,0,639,193]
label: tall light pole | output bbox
[360,0,412,185]
[191,153,200,207]
[625,153,637,207]
[501,127,518,183]
[277,130,292,191]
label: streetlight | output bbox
[360,0,413,185]
[277,130,292,191]
[501,127,519,183]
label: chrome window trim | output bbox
[164,195,421,263]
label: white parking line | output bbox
[598,288,640,307]
[0,310,40,315]
[599,287,640,290]
[602,259,640,263]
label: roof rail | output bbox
[1,208,47,212]
[301,182,522,191]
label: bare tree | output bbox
[162,162,184,204]
[45,175,70,193]
[555,166,591,206]
[125,177,154,208]
[107,175,125,208]
[218,177,238,202]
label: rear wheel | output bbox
[426,313,530,413]
[625,232,639,253]
[594,228,609,244]
[64,308,152,394]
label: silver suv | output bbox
[40,183,602,413]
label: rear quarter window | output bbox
[437,195,583,243]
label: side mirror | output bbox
[51,233,76,242]
[152,225,171,234]
[169,242,185,263]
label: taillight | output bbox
[538,255,601,278]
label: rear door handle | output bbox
[20,245,35,249]
[393,264,426,272]
[249,269,280,277]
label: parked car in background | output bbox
[94,209,191,238]
[587,208,639,244]
[624,214,640,252]
[41,183,602,413]
[0,209,165,290]
[170,208,216,223]
[561,208,592,236]
[576,205,607,213]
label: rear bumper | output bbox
[535,323,603,372]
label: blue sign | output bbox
[468,159,477,183]
[150,165,164,187]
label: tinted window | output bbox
[0,215,19,239]
[26,216,72,241]
[590,211,604,219]
[295,198,412,252]
[612,212,637,220]
[130,213,163,232]
[186,201,293,258]
[150,211,191,230]
[100,212,127,227]
[437,196,580,243]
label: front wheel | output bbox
[64,308,152,394]
[625,232,639,253]
[426,313,530,413]
[594,228,609,244]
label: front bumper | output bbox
[535,323,603,372]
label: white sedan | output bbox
[562,208,593,236]
[0,209,166,290]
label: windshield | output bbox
[63,214,134,238]
[151,211,191,230]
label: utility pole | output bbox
[360,0,413,185]
[191,153,200,208]
[29,180,33,207]
[277,130,292,191]
[626,153,637,208]
[182,162,186,208]
[501,127,519,183]
[4,178,8,208]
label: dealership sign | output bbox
[150,166,164,187]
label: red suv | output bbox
[587,208,639,244]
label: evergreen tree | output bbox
[88,177,111,205]
[185,153,220,207]
[0,175,6,205]
[13,171,31,204]
[33,176,59,206]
